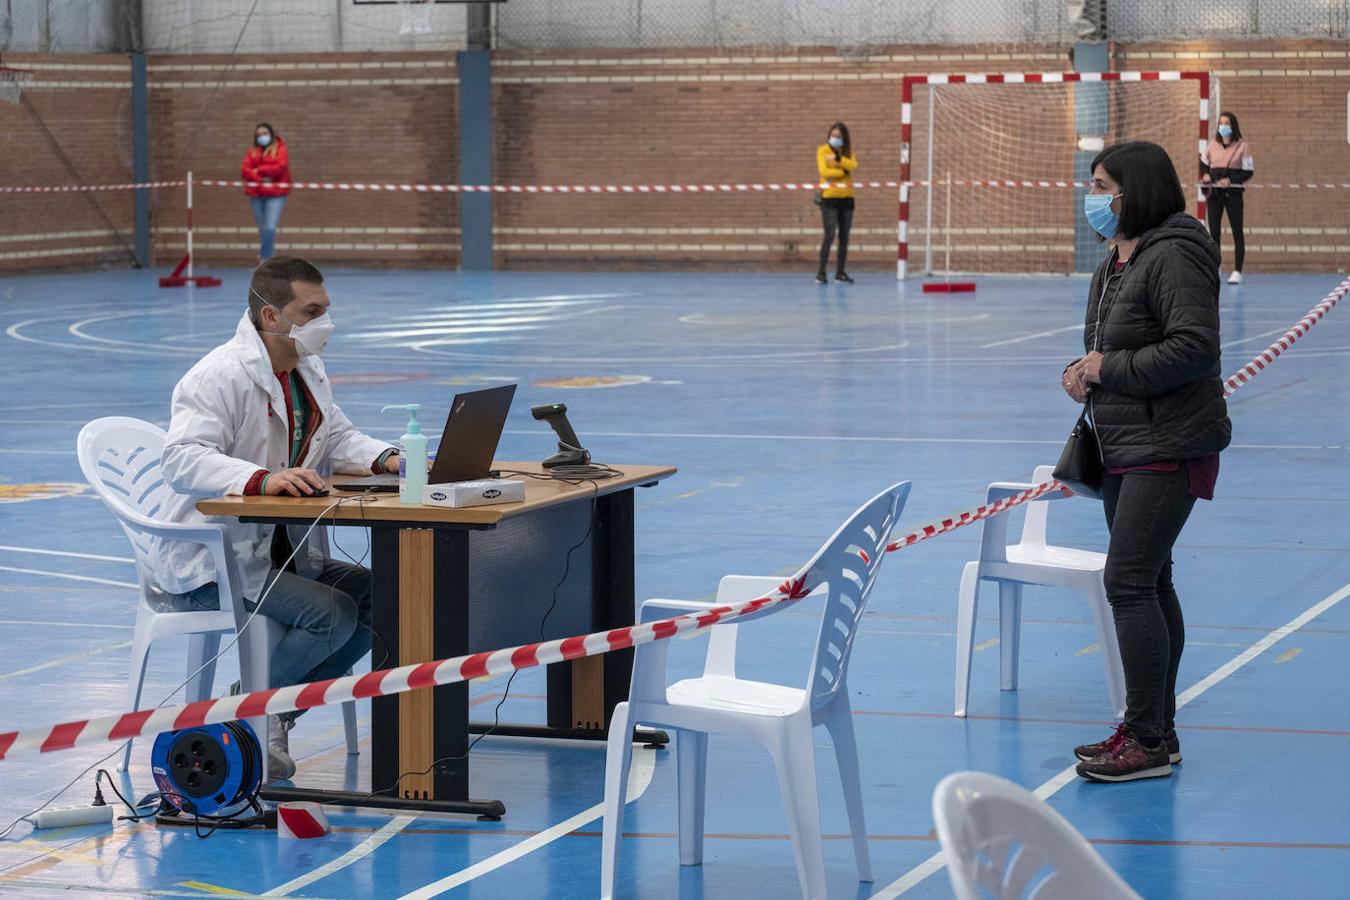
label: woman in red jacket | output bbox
[241,123,292,261]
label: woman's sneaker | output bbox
[1075,724,1181,764]
[815,272,828,284]
[834,272,854,283]
[1076,730,1173,782]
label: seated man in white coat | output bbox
[152,256,399,778]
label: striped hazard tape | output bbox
[0,274,1345,761]
[4,177,1350,195]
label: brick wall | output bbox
[2,41,1345,275]
[146,53,460,269]
[0,54,137,272]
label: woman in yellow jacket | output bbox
[816,121,857,283]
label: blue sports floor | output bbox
[0,268,1347,898]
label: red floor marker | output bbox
[922,281,977,293]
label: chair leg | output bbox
[954,562,981,717]
[600,702,636,900]
[676,729,708,866]
[823,698,872,882]
[343,700,359,756]
[184,633,220,703]
[119,624,154,772]
[998,582,1023,692]
[1088,579,1127,717]
[768,714,828,900]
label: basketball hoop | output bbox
[0,66,34,105]
[399,0,435,36]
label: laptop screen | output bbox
[428,383,517,484]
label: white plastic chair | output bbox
[933,771,1141,900]
[601,482,911,900]
[78,417,357,774]
[954,465,1124,719]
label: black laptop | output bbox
[337,384,516,492]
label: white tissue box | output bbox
[422,479,525,508]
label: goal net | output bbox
[900,72,1210,278]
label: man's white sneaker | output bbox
[1228,271,1243,284]
[267,714,297,780]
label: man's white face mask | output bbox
[253,287,335,357]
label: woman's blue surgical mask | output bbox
[1217,124,1232,139]
[256,133,272,147]
[828,136,844,150]
[1084,192,1122,239]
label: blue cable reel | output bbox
[151,720,263,820]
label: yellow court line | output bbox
[177,880,257,896]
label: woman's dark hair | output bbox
[1216,110,1242,144]
[826,121,852,157]
[1089,140,1186,240]
[255,122,277,146]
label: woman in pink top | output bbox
[1201,111,1254,284]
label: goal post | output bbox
[898,71,1211,279]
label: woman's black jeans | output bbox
[819,202,853,276]
[1206,186,1245,271]
[1101,467,1197,744]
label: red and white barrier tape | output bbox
[0,180,186,194]
[0,276,1345,762]
[1223,274,1350,396]
[0,577,813,761]
[5,177,1350,195]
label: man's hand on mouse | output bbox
[266,467,327,497]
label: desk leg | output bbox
[540,488,667,747]
[370,527,503,816]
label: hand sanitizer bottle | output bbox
[381,404,426,505]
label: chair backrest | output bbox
[933,771,1141,900]
[77,417,175,583]
[801,481,910,712]
[979,465,1061,563]
[1017,465,1057,550]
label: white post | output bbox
[944,171,952,278]
[924,87,936,276]
[186,169,194,281]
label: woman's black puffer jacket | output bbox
[1084,212,1232,467]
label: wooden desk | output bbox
[198,462,675,817]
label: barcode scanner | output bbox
[530,402,592,468]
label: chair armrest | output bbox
[987,480,1068,504]
[714,575,786,606]
[639,598,721,624]
[113,514,244,618]
[986,481,1034,503]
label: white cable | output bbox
[0,495,350,844]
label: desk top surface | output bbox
[195,462,676,527]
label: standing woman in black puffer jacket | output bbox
[1062,141,1232,783]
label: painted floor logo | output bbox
[0,483,90,503]
[533,375,679,389]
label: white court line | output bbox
[263,814,418,897]
[492,429,1345,453]
[0,544,133,564]
[0,640,133,681]
[871,579,1350,898]
[1220,326,1300,349]
[0,448,76,455]
[978,324,1082,349]
[397,746,658,899]
[0,565,137,589]
[0,619,134,630]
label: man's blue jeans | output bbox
[170,561,373,722]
